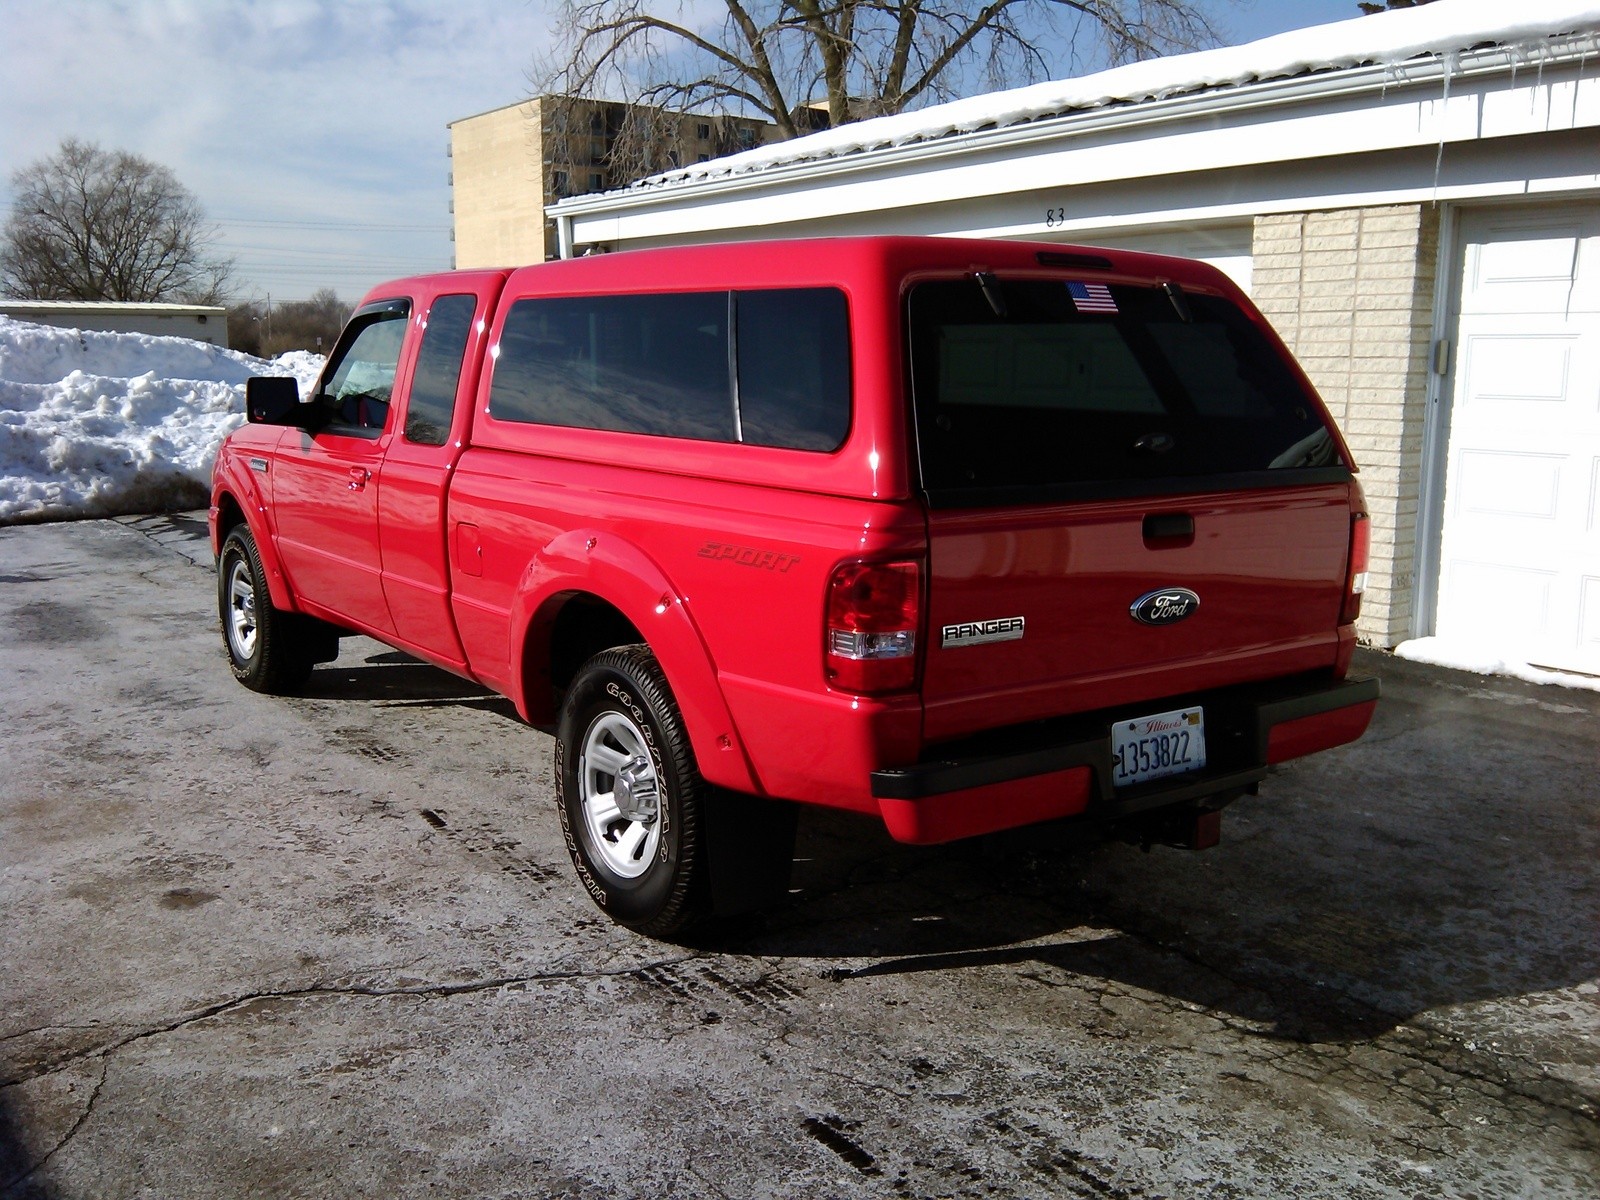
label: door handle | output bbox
[347,467,371,491]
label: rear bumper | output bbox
[871,673,1378,844]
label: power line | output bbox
[214,215,450,233]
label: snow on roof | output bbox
[0,300,227,316]
[638,0,1600,190]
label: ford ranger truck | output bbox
[211,236,1377,936]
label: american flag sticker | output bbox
[1067,280,1118,314]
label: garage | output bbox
[1431,205,1600,676]
[541,3,1600,678]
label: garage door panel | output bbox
[1454,449,1563,519]
[1589,458,1600,538]
[1582,578,1600,651]
[1460,333,1577,405]
[1435,204,1600,676]
[1439,560,1554,640]
[1464,223,1585,313]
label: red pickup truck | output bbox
[211,236,1376,935]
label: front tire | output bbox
[218,526,317,694]
[556,645,708,937]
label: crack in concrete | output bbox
[1,1059,108,1193]
[802,1060,916,1102]
[0,1026,103,1047]
[0,954,702,1089]
[112,515,210,570]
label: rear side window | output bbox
[489,288,851,450]
[736,288,851,450]
[490,292,734,440]
[908,279,1344,502]
[405,293,477,445]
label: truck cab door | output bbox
[375,280,503,668]
[271,299,412,637]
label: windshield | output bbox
[908,277,1345,503]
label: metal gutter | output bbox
[551,32,1599,225]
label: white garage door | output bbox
[1434,205,1600,676]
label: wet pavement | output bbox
[2,514,1596,1198]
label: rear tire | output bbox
[556,645,709,937]
[218,526,317,694]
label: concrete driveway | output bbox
[2,514,1596,1198]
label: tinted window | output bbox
[323,308,408,431]
[490,293,734,440]
[736,288,850,451]
[405,293,476,445]
[908,279,1341,498]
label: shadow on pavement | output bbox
[284,640,1600,1052]
[298,648,520,719]
[0,1092,58,1200]
[707,650,1600,1049]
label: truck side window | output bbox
[489,288,851,451]
[404,293,477,445]
[323,307,409,432]
[490,293,734,441]
[735,288,851,451]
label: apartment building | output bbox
[448,96,769,267]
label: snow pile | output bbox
[1393,637,1600,694]
[0,316,323,524]
[642,0,1600,188]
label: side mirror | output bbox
[245,376,303,425]
[245,376,326,430]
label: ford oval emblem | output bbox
[1130,587,1200,626]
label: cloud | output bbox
[1,0,558,298]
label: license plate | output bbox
[1111,706,1207,787]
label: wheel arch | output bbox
[509,530,760,794]
[211,473,298,613]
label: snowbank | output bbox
[0,316,323,524]
[1394,637,1600,694]
[642,0,1600,188]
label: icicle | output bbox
[1431,49,1458,205]
[1574,36,1594,133]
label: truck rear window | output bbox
[908,278,1345,503]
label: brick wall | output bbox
[1251,205,1439,647]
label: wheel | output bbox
[217,526,317,694]
[555,645,709,936]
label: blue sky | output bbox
[0,0,1365,304]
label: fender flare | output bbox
[508,529,760,795]
[211,450,297,614]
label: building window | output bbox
[551,170,568,196]
[589,172,604,191]
[697,122,711,140]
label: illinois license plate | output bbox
[1111,706,1207,787]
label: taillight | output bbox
[825,560,921,694]
[1342,512,1370,625]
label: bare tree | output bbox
[537,0,1229,181]
[1,138,233,303]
